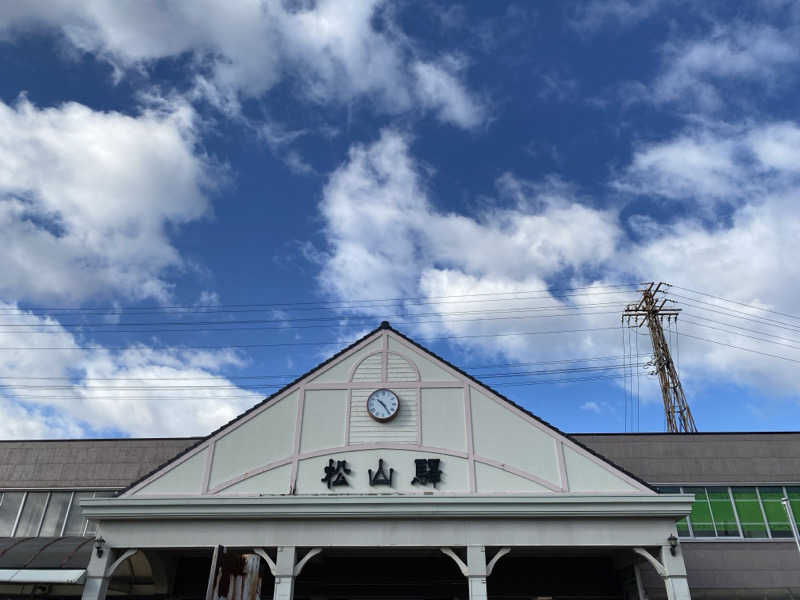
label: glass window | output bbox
[759,487,793,538]
[684,487,716,537]
[39,492,72,536]
[732,487,768,538]
[707,487,739,537]
[0,492,25,536]
[15,492,48,537]
[658,486,691,537]
[63,491,92,536]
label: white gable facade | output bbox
[82,324,694,600]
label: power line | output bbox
[0,354,651,381]
[680,318,800,352]
[670,284,800,323]
[0,284,639,315]
[0,308,624,334]
[671,294,800,334]
[676,331,800,364]
[1,363,647,391]
[682,312,800,345]
[0,302,624,328]
[0,326,622,351]
[2,371,650,400]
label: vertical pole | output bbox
[205,545,222,600]
[633,563,646,600]
[659,544,691,600]
[466,545,488,600]
[81,547,114,600]
[781,497,800,555]
[273,546,296,600]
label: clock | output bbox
[367,388,400,422]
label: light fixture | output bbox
[95,537,105,558]
[668,534,678,556]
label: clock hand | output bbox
[377,399,390,413]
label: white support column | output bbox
[441,545,508,600]
[273,546,296,600]
[81,546,114,600]
[660,544,691,600]
[466,545,488,600]
[633,544,691,600]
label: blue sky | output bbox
[1,0,800,438]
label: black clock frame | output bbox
[366,388,400,423]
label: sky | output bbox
[1,0,800,439]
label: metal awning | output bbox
[0,568,86,584]
[0,537,93,570]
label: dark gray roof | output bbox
[0,537,93,569]
[572,432,800,485]
[0,438,199,489]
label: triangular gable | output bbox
[123,322,654,497]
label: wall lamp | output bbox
[668,534,678,556]
[95,537,105,558]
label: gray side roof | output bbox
[0,438,200,489]
[2,432,799,490]
[572,432,800,485]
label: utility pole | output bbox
[623,282,697,433]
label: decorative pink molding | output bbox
[348,351,383,383]
[209,443,471,494]
[477,378,652,494]
[381,332,388,381]
[210,457,295,494]
[305,380,462,390]
[557,441,569,492]
[344,387,353,446]
[289,387,306,493]
[123,444,211,497]
[386,351,420,382]
[473,455,562,492]
[385,333,652,494]
[201,440,216,494]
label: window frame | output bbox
[661,484,800,542]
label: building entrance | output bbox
[291,548,626,600]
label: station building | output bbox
[0,323,798,600]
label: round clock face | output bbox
[367,388,400,422]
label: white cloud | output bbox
[0,303,262,438]
[0,0,485,129]
[318,129,623,363]
[616,120,800,394]
[316,125,800,402]
[618,120,800,205]
[319,131,619,308]
[412,58,486,129]
[647,23,800,111]
[0,97,270,438]
[581,401,601,413]
[0,96,213,304]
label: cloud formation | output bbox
[0,0,485,128]
[0,98,265,438]
[317,126,800,398]
[0,303,262,438]
[652,23,800,111]
[0,97,212,304]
